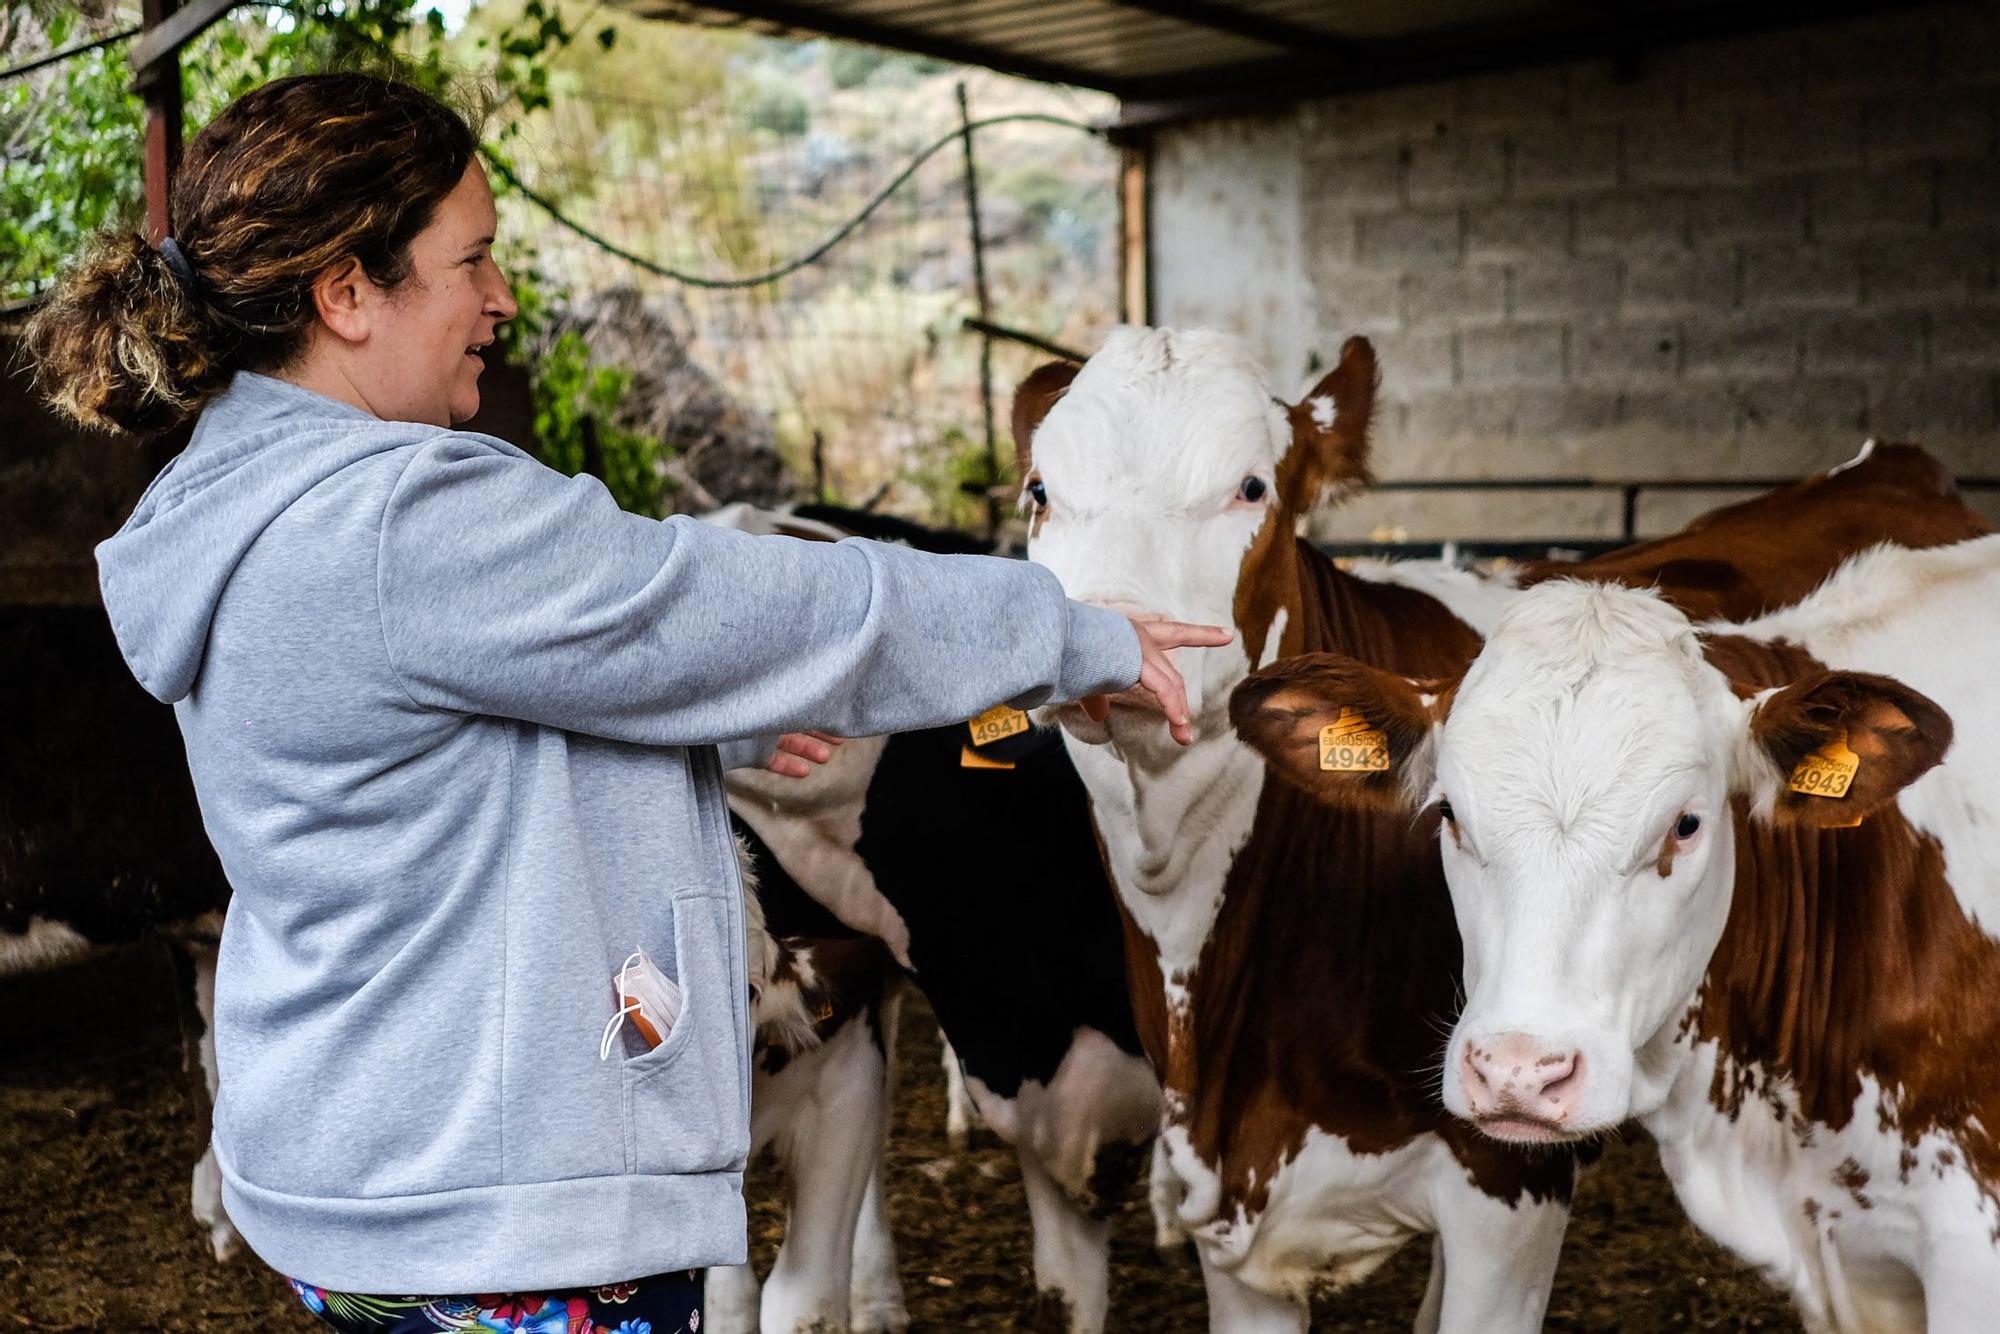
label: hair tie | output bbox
[157,237,200,294]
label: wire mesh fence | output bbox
[3,6,1121,529]
[494,44,1120,525]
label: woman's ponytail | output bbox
[26,231,242,435]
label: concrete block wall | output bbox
[1147,2,2000,542]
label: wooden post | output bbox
[137,0,183,245]
[1117,140,1151,326]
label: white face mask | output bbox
[598,948,684,1061]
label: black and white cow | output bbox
[2,604,239,1259]
[714,505,1163,1334]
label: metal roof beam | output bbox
[1116,0,1915,121]
[129,0,237,85]
[1102,0,1350,56]
[640,0,1131,91]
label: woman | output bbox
[29,72,1223,1332]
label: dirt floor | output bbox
[2,944,1803,1331]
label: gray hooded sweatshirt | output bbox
[96,371,1139,1294]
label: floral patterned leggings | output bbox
[287,1269,703,1334]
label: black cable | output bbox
[480,111,1101,291]
[0,24,141,82]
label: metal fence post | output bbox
[136,0,182,245]
[956,81,998,539]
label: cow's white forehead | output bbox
[1442,583,1726,855]
[1033,327,1290,502]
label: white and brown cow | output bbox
[1017,329,1577,1331]
[1234,538,2000,1331]
[1012,326,1996,1330]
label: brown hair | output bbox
[26,72,478,435]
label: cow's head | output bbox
[1015,327,1375,752]
[1230,579,1950,1141]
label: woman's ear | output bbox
[311,257,373,345]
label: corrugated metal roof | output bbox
[613,0,1908,112]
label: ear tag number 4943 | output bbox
[1319,707,1389,773]
[1788,731,1859,799]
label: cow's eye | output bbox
[1438,798,1455,823]
[1673,812,1701,840]
[1026,478,1048,510]
[1236,475,1268,503]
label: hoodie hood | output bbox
[97,372,450,703]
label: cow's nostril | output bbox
[1538,1051,1580,1100]
[1459,1045,1492,1096]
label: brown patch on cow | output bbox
[1231,504,1303,674]
[1835,1158,1875,1210]
[1526,442,1992,621]
[1655,838,1678,879]
[1276,337,1376,517]
[1097,818,1172,1078]
[765,933,896,1057]
[1010,360,1079,479]
[1678,635,1996,1201]
[1700,634,1829,695]
[1803,1197,1821,1224]
[1687,676,2000,1198]
[1231,341,1379,673]
[1900,1146,1920,1182]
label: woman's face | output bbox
[365,162,518,427]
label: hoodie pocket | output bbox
[621,885,748,1176]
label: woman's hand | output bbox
[765,731,844,779]
[1079,617,1235,746]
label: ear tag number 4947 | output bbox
[969,704,1031,748]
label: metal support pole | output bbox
[136,0,183,245]
[956,81,999,539]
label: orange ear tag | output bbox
[1318,707,1390,773]
[968,704,1031,748]
[960,746,1015,771]
[1788,730,1860,800]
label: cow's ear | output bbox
[1011,360,1079,478]
[1746,670,1952,827]
[1230,651,1446,810]
[1280,336,1376,512]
